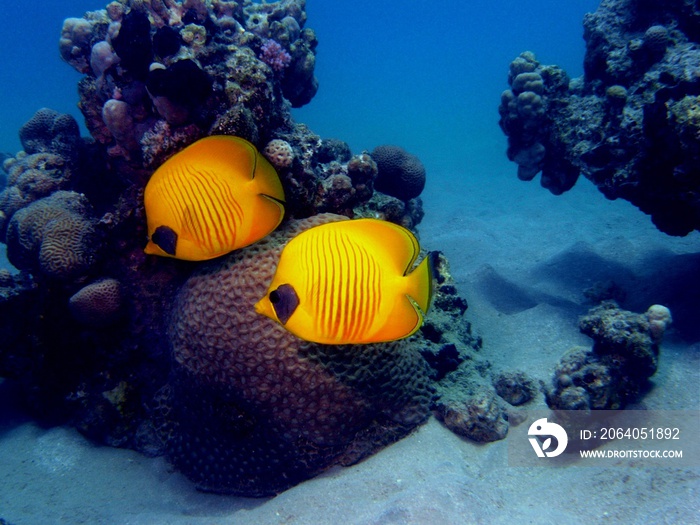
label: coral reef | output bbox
[499,0,700,235]
[547,301,671,411]
[58,0,319,165]
[0,0,455,496]
[417,253,516,444]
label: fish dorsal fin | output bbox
[183,136,256,182]
[343,218,420,275]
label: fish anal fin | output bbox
[360,292,423,344]
[406,295,426,337]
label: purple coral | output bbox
[259,39,292,72]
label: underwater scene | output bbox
[0,0,699,523]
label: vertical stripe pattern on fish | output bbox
[144,135,285,261]
[255,218,436,345]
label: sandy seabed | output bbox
[1,145,698,525]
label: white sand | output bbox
[1,149,699,524]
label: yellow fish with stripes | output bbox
[144,135,285,261]
[255,218,436,345]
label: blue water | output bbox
[5,2,699,523]
[0,0,599,174]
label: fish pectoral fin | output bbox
[259,192,286,208]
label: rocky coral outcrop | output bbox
[499,0,700,235]
[548,301,671,411]
[60,0,319,165]
[0,0,444,496]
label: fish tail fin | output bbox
[406,250,439,314]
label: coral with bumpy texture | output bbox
[163,214,432,495]
[0,152,74,240]
[498,52,577,194]
[499,0,700,234]
[492,371,538,406]
[435,387,509,443]
[60,0,319,163]
[371,145,426,201]
[59,17,102,74]
[69,278,123,326]
[0,107,86,242]
[263,138,294,169]
[6,191,97,281]
[548,301,671,410]
[19,108,81,161]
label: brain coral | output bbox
[6,191,97,280]
[163,213,432,496]
[18,108,81,161]
[0,152,74,240]
[69,278,123,326]
[371,145,426,201]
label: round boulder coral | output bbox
[646,304,672,342]
[263,138,294,169]
[642,25,670,57]
[18,108,81,160]
[371,145,426,201]
[162,213,432,496]
[69,278,123,326]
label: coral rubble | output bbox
[499,0,700,235]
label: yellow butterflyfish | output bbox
[255,218,436,344]
[144,135,285,261]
